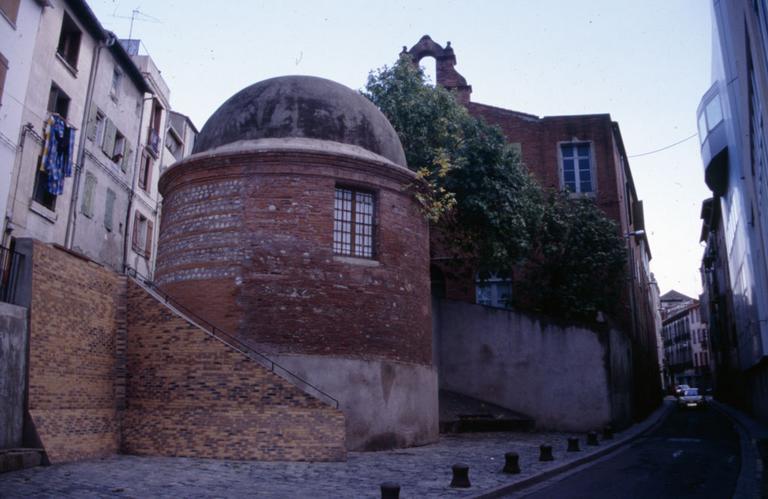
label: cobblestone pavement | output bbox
[0,415,664,499]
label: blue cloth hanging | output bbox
[41,115,75,196]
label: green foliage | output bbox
[363,56,626,322]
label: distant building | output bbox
[698,0,768,419]
[404,35,662,419]
[660,291,712,389]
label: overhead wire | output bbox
[628,132,698,158]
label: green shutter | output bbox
[86,106,98,142]
[81,172,97,218]
[121,142,132,173]
[104,188,116,231]
[102,119,116,157]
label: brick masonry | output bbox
[25,241,346,463]
[156,148,432,366]
[123,279,346,461]
[27,241,123,463]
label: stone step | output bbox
[0,448,44,474]
[439,390,535,434]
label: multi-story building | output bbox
[1,0,195,277]
[698,0,768,420]
[405,35,662,418]
[0,0,46,239]
[660,291,711,389]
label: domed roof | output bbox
[193,75,407,166]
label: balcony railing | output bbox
[0,246,23,305]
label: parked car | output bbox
[675,384,690,397]
[678,388,706,409]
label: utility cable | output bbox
[628,132,698,158]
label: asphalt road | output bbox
[515,404,740,499]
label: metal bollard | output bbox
[503,452,521,474]
[567,437,580,452]
[602,425,614,440]
[450,463,471,488]
[539,444,554,461]
[587,431,599,446]
[380,482,400,499]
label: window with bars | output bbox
[333,187,375,258]
[560,142,594,194]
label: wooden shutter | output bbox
[0,0,20,25]
[81,172,96,218]
[104,188,116,231]
[86,106,98,142]
[144,156,153,191]
[145,220,154,258]
[121,141,132,172]
[102,119,116,157]
[132,211,140,252]
[0,52,8,107]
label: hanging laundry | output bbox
[41,115,76,196]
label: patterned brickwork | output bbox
[156,149,432,366]
[27,242,122,463]
[124,280,347,461]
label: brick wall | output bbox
[156,149,432,366]
[123,280,346,461]
[27,241,123,463]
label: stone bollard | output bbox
[503,452,521,474]
[567,437,580,452]
[380,482,401,499]
[539,444,554,461]
[602,425,614,440]
[587,431,599,446]
[450,463,471,488]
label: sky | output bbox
[89,0,713,298]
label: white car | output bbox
[678,388,706,409]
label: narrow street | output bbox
[515,405,740,499]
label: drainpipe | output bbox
[65,33,115,249]
[3,124,37,248]
[123,94,153,273]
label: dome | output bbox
[193,75,407,166]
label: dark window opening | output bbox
[32,156,56,210]
[48,83,70,119]
[56,13,81,69]
[333,186,375,258]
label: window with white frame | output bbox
[560,142,594,194]
[476,273,512,308]
[333,186,375,258]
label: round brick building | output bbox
[155,75,437,450]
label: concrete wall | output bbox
[0,302,28,449]
[436,298,632,431]
[272,354,438,451]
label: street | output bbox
[515,404,740,498]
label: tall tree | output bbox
[364,56,626,322]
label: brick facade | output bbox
[27,241,123,463]
[24,240,346,463]
[123,280,346,461]
[156,147,432,366]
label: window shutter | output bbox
[145,220,154,258]
[81,172,96,218]
[121,142,132,172]
[86,106,98,142]
[102,119,116,156]
[132,211,140,251]
[144,156,153,191]
[104,188,115,231]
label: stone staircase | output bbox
[439,390,535,433]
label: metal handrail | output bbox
[124,266,339,409]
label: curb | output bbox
[471,401,675,499]
[710,401,765,499]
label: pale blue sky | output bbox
[90,0,712,298]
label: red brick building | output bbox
[406,36,662,418]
